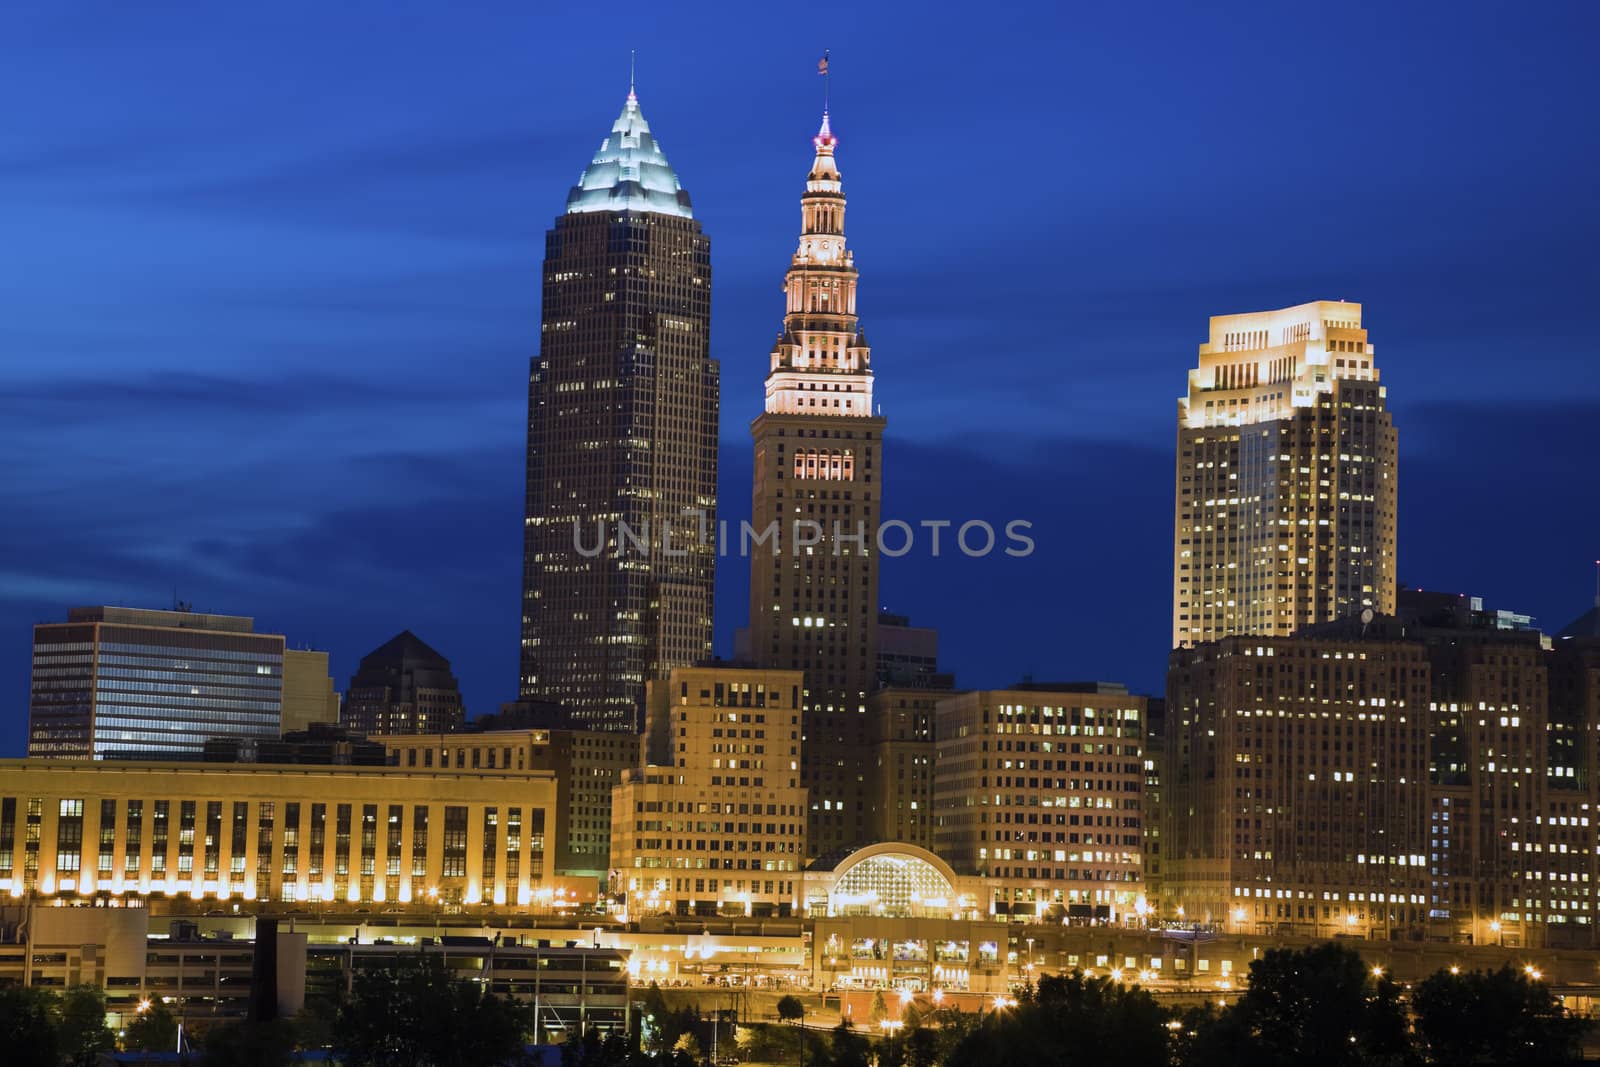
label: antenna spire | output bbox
[629,49,637,99]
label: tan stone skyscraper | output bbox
[1172,301,1396,647]
[747,110,885,856]
[521,90,718,729]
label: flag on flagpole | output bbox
[818,54,829,75]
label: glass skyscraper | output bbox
[28,607,291,759]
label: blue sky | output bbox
[3,2,1597,751]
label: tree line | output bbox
[0,943,1590,1066]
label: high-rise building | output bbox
[610,665,807,917]
[933,686,1147,920]
[340,631,465,735]
[280,649,340,734]
[866,687,943,849]
[1172,300,1397,648]
[520,88,717,730]
[1163,635,1433,938]
[1162,600,1600,949]
[746,110,885,857]
[27,607,317,760]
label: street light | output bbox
[879,1019,904,1063]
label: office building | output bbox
[1163,600,1600,948]
[340,631,465,735]
[745,109,886,856]
[933,686,1147,919]
[520,86,718,730]
[0,907,626,1039]
[1172,301,1397,647]
[27,607,320,760]
[611,665,807,916]
[281,649,341,733]
[866,687,942,849]
[0,756,555,907]
[877,612,952,689]
[477,703,641,881]
[1163,635,1433,937]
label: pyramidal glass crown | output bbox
[565,91,693,219]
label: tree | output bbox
[337,952,532,1066]
[637,982,699,1057]
[124,1000,180,1053]
[944,972,1170,1067]
[672,1031,702,1063]
[1234,943,1410,1067]
[292,996,340,1051]
[868,991,888,1026]
[1412,964,1589,1065]
[0,986,60,1067]
[559,1028,634,1067]
[829,1020,871,1067]
[776,994,805,1024]
[57,985,115,1067]
[201,1018,296,1067]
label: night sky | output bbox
[4,3,1597,754]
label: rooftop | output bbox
[565,91,692,219]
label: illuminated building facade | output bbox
[1173,300,1397,648]
[1163,635,1433,937]
[610,665,807,916]
[521,88,717,730]
[1424,625,1600,947]
[746,110,885,856]
[377,724,639,884]
[340,630,465,735]
[0,759,554,908]
[27,607,322,760]
[1163,610,1600,949]
[932,687,1146,919]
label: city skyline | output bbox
[4,4,1599,753]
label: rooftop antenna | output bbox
[629,49,636,97]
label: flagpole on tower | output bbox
[819,49,831,113]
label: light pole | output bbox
[879,1019,903,1064]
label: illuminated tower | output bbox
[747,110,885,855]
[521,89,718,729]
[1172,301,1397,647]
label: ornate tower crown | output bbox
[764,110,873,418]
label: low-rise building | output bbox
[933,686,1147,920]
[610,665,807,917]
